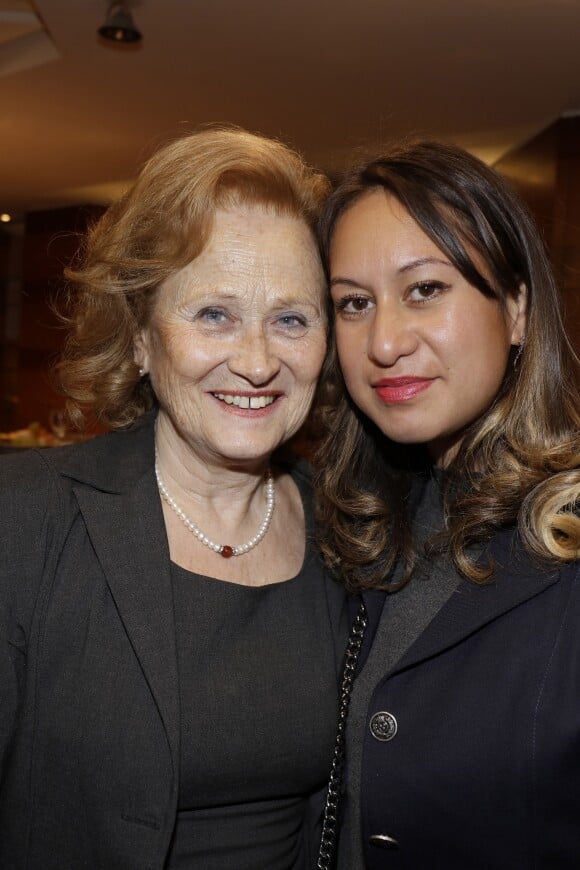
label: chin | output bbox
[372,419,430,443]
[213,444,280,465]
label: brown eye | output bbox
[335,295,374,315]
[408,281,448,303]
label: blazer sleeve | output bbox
[0,449,64,774]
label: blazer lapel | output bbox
[356,590,386,669]
[68,425,180,771]
[363,530,562,676]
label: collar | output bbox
[53,410,156,494]
[361,529,564,674]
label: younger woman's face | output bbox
[329,190,526,466]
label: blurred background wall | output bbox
[1,0,579,432]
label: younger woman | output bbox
[316,141,580,869]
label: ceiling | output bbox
[2,0,580,213]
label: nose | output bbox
[368,303,419,367]
[228,325,281,385]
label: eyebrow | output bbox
[330,277,370,292]
[330,256,454,291]
[397,256,453,274]
[182,291,322,312]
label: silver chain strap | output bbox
[317,599,368,870]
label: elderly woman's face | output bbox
[329,190,526,466]
[136,204,327,466]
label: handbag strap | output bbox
[317,598,368,870]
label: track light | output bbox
[98,2,142,44]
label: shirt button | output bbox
[369,710,398,741]
[369,833,399,849]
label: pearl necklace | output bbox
[154,457,275,558]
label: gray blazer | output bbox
[0,413,345,869]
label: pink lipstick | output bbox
[374,377,433,403]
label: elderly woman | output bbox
[314,141,580,869]
[0,127,347,870]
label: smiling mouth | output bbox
[212,393,278,410]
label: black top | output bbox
[166,467,347,869]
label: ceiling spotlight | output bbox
[0,213,11,223]
[98,2,142,44]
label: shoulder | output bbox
[40,412,155,491]
[0,449,67,635]
[490,526,579,578]
[559,555,580,584]
[0,418,151,572]
[0,447,62,519]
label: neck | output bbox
[155,415,270,500]
[155,454,275,559]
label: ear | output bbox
[506,282,527,346]
[133,328,151,375]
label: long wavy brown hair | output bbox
[55,125,329,429]
[314,140,580,589]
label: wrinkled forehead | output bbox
[155,204,326,312]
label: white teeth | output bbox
[250,396,272,409]
[214,393,276,409]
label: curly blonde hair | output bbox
[314,140,580,588]
[55,125,329,429]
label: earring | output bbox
[139,367,145,377]
[513,339,524,369]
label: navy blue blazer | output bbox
[0,414,346,869]
[354,531,580,869]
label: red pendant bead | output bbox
[155,456,274,560]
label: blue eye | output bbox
[198,307,228,323]
[277,313,307,328]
